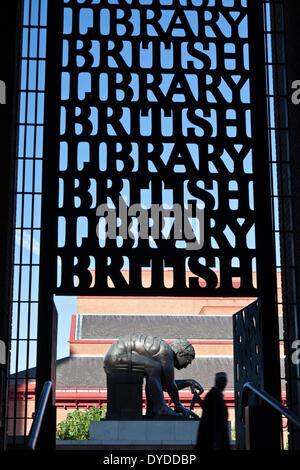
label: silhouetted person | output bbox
[197,372,230,450]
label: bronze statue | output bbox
[104,334,203,418]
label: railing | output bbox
[27,381,52,451]
[242,382,300,449]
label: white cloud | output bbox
[15,230,40,256]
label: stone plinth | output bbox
[89,419,200,447]
[56,420,234,450]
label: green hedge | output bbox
[56,405,107,440]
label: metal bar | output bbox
[27,380,52,450]
[267,0,287,449]
[0,0,22,451]
[33,0,60,450]
[249,3,282,429]
[242,381,300,429]
[281,0,300,449]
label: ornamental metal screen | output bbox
[41,0,274,298]
[233,299,264,449]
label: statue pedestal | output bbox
[56,420,234,450]
[88,419,200,449]
[106,372,144,419]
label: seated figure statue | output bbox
[104,334,203,418]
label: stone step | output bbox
[56,419,234,451]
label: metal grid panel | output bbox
[263,0,300,448]
[263,2,286,330]
[7,0,48,447]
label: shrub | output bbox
[56,405,106,440]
